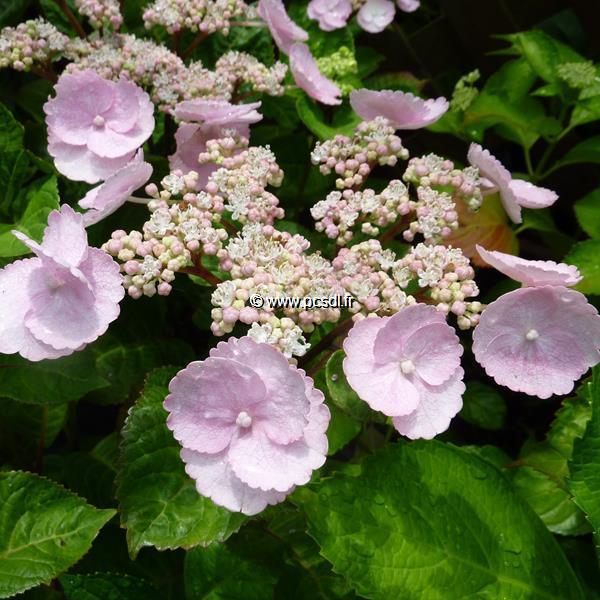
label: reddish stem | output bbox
[181,264,223,286]
[182,31,209,60]
[53,0,86,38]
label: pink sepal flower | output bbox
[0,205,124,361]
[397,0,420,12]
[307,0,352,31]
[473,286,600,399]
[343,304,464,439]
[467,144,558,224]
[289,43,342,106]
[349,88,449,129]
[79,151,153,226]
[257,0,308,54]
[173,100,263,126]
[476,245,582,288]
[44,70,154,184]
[164,337,330,515]
[357,0,396,33]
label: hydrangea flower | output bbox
[257,0,308,54]
[79,151,153,226]
[473,286,600,398]
[165,337,330,515]
[44,70,155,184]
[343,303,465,439]
[357,0,396,33]
[476,245,582,287]
[349,89,449,129]
[289,43,342,106]
[0,205,124,361]
[467,143,558,224]
[397,0,420,12]
[307,0,352,31]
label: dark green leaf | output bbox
[0,471,114,598]
[555,136,600,170]
[60,572,157,600]
[460,381,506,430]
[564,240,600,295]
[574,188,600,239]
[116,368,245,558]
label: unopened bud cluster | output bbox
[393,243,482,328]
[247,319,310,359]
[0,19,67,71]
[316,46,358,96]
[311,117,408,189]
[143,0,248,34]
[215,51,287,97]
[75,0,123,30]
[311,180,410,245]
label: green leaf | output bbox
[0,0,33,27]
[0,349,109,405]
[185,544,277,600]
[571,96,600,127]
[564,240,600,295]
[116,368,245,558]
[459,381,507,430]
[555,136,600,170]
[295,95,359,140]
[483,58,537,102]
[0,177,60,258]
[0,471,114,599]
[60,573,157,600]
[568,367,600,548]
[574,188,600,239]
[91,339,194,404]
[294,441,583,599]
[325,350,380,422]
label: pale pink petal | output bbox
[350,89,448,129]
[392,368,464,439]
[181,448,289,516]
[508,178,558,209]
[397,0,420,12]
[42,205,88,268]
[174,100,262,126]
[476,245,582,288]
[357,0,396,33]
[229,428,325,492]
[289,43,342,106]
[473,286,600,398]
[258,0,308,54]
[307,0,352,31]
[101,76,142,133]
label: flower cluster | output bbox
[0,19,68,72]
[556,61,597,90]
[212,224,343,343]
[311,117,408,189]
[74,0,123,30]
[308,0,420,34]
[449,69,480,112]
[311,180,410,245]
[316,46,358,95]
[103,171,227,298]
[165,336,330,515]
[393,243,482,328]
[143,0,248,34]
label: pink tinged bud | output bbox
[441,227,452,237]
[239,306,259,324]
[364,296,380,312]
[124,260,140,275]
[128,286,143,299]
[222,307,239,324]
[187,240,200,252]
[210,322,224,336]
[206,182,219,194]
[203,243,218,255]
[451,301,466,316]
[157,282,172,296]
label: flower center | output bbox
[525,328,539,341]
[235,411,252,428]
[93,115,105,128]
[400,359,415,374]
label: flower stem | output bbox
[127,195,151,205]
[181,263,223,286]
[299,318,353,369]
[182,31,209,60]
[53,0,86,38]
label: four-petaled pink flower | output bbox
[473,286,600,399]
[467,143,558,224]
[170,100,263,189]
[44,70,155,184]
[476,245,582,288]
[289,43,342,106]
[79,150,153,226]
[258,0,308,54]
[0,205,124,361]
[397,0,420,12]
[343,304,465,439]
[350,88,449,129]
[165,337,330,515]
[357,0,396,33]
[307,0,352,31]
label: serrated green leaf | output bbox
[0,471,114,598]
[294,441,583,599]
[574,188,600,239]
[564,240,600,295]
[483,58,537,102]
[571,97,600,127]
[568,367,600,549]
[295,95,359,140]
[556,136,600,170]
[459,381,506,430]
[116,368,245,558]
[60,572,157,600]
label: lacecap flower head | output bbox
[343,303,465,439]
[357,0,396,34]
[307,0,352,31]
[44,69,155,183]
[0,205,124,361]
[165,337,330,515]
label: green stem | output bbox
[523,146,535,179]
[299,318,353,370]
